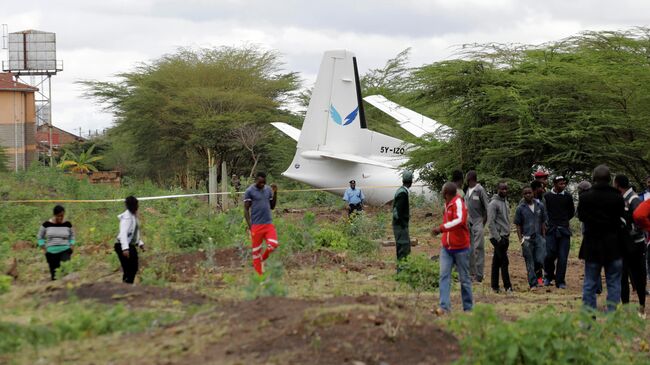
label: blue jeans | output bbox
[544,227,571,286]
[583,259,622,312]
[440,248,473,312]
[522,236,546,287]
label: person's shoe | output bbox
[476,276,483,283]
[433,307,447,316]
[529,284,538,291]
[492,288,501,294]
[596,287,603,295]
[537,278,544,286]
[505,287,514,295]
[543,278,553,287]
[557,283,567,289]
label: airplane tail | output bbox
[297,50,368,154]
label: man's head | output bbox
[592,165,611,185]
[466,170,478,186]
[402,170,413,188]
[349,179,356,189]
[577,180,592,195]
[53,205,65,224]
[646,176,650,191]
[552,176,567,193]
[255,171,267,188]
[614,174,630,194]
[451,169,464,188]
[497,181,508,198]
[530,180,544,199]
[522,187,534,204]
[534,169,549,186]
[442,182,457,203]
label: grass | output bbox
[0,167,648,364]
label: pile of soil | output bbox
[162,247,245,282]
[48,282,208,306]
[185,295,460,365]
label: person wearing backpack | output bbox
[614,175,646,314]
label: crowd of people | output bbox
[34,166,650,316]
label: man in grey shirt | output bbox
[488,181,512,293]
[244,171,278,275]
[464,171,489,282]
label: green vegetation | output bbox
[395,253,441,291]
[0,303,179,355]
[450,305,648,364]
[57,144,103,173]
[407,29,650,188]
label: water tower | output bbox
[2,27,63,167]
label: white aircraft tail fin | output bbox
[298,50,368,154]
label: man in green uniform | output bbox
[393,170,413,270]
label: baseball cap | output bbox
[553,176,567,183]
[534,169,549,178]
[349,180,356,184]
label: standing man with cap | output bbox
[488,181,513,293]
[578,165,624,312]
[393,171,413,268]
[543,175,575,289]
[534,169,550,190]
[343,179,365,216]
[464,170,490,282]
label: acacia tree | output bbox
[79,46,300,187]
[407,28,650,189]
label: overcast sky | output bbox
[1,0,648,135]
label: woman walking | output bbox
[37,205,75,280]
[115,196,145,284]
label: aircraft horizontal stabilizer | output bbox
[301,150,395,169]
[270,122,301,142]
[363,95,452,140]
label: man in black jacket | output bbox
[393,170,413,270]
[614,174,646,314]
[578,165,624,312]
[543,176,575,289]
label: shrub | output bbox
[243,260,287,299]
[167,215,209,249]
[449,305,647,365]
[56,255,88,279]
[314,228,350,250]
[0,275,11,295]
[395,254,440,291]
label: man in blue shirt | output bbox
[244,172,278,275]
[343,180,364,216]
[515,186,548,289]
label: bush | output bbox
[56,255,88,279]
[243,260,287,299]
[395,254,440,291]
[449,305,647,365]
[0,275,11,295]
[167,215,209,249]
[314,228,350,250]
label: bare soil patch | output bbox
[47,282,208,306]
[184,295,460,365]
[162,247,246,282]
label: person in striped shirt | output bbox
[37,205,75,280]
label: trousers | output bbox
[621,246,647,308]
[468,221,486,281]
[45,249,72,280]
[491,237,512,290]
[544,226,571,287]
[114,243,139,284]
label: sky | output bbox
[1,0,648,135]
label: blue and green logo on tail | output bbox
[330,105,359,126]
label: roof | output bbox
[0,73,38,92]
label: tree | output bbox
[58,144,103,173]
[230,123,265,179]
[407,28,650,189]
[79,46,300,187]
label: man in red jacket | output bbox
[432,182,473,314]
[634,199,650,233]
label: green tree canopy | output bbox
[407,28,650,189]
[80,46,300,187]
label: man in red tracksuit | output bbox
[244,172,278,275]
[634,199,650,233]
[432,182,473,313]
